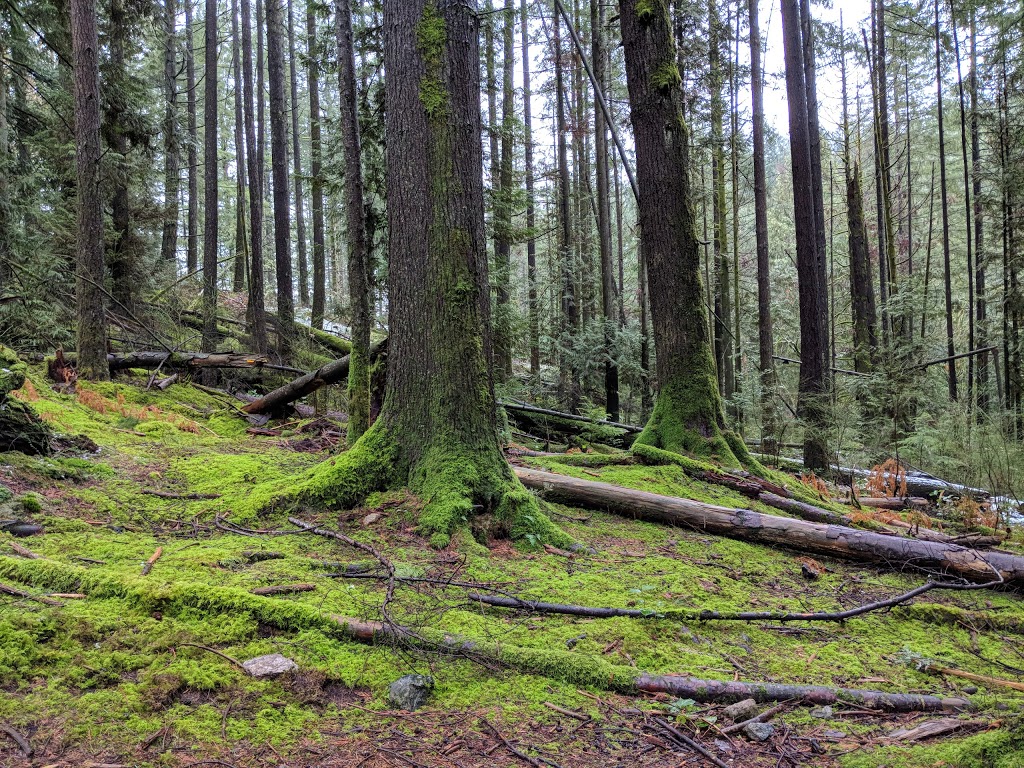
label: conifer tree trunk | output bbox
[288,0,309,306]
[232,0,249,292]
[70,0,109,380]
[493,0,515,382]
[952,20,975,404]
[970,11,987,410]
[336,0,370,441]
[748,0,778,447]
[242,0,269,350]
[106,0,134,310]
[185,0,199,275]
[292,0,566,551]
[936,0,957,401]
[729,4,742,422]
[0,37,9,296]
[592,0,618,421]
[201,0,219,357]
[709,1,733,403]
[161,0,180,267]
[782,0,828,471]
[308,1,326,330]
[268,0,294,353]
[521,0,540,377]
[618,0,743,467]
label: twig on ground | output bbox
[720,702,790,734]
[177,643,246,671]
[140,547,163,576]
[0,723,33,758]
[5,541,40,559]
[480,717,555,768]
[0,582,62,606]
[141,490,221,500]
[650,716,730,768]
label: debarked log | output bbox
[513,467,1024,585]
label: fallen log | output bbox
[859,497,930,511]
[0,556,971,713]
[55,351,272,375]
[242,339,388,415]
[513,467,1024,585]
[756,492,851,526]
[837,465,990,501]
[500,400,644,433]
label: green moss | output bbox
[0,345,28,396]
[651,62,682,91]
[416,3,447,117]
[18,492,42,514]
[841,724,1024,767]
[634,0,660,21]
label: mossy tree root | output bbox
[284,421,571,550]
[0,556,971,713]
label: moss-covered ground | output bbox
[2,368,1024,766]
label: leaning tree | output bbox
[618,0,750,468]
[279,0,567,548]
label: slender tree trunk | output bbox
[729,3,742,422]
[106,0,134,310]
[970,11,987,410]
[242,0,269,350]
[618,0,742,467]
[336,0,371,441]
[783,0,829,471]
[267,0,294,354]
[749,0,778,447]
[952,19,975,406]
[232,0,249,293]
[70,0,109,380]
[288,0,309,306]
[936,0,957,401]
[308,1,326,331]
[521,0,540,377]
[0,37,9,296]
[201,0,219,360]
[493,0,515,382]
[592,0,618,421]
[161,0,180,267]
[185,0,199,276]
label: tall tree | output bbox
[619,0,744,466]
[105,0,136,309]
[201,0,218,356]
[782,0,829,470]
[936,0,957,401]
[336,0,371,441]
[70,0,109,380]
[242,0,269,350]
[709,0,733,402]
[307,1,326,330]
[493,0,515,381]
[521,0,540,376]
[970,10,987,409]
[232,0,249,292]
[287,0,309,306]
[185,0,199,275]
[160,0,179,266]
[293,0,565,549]
[267,0,294,353]
[748,0,778,446]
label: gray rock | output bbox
[823,730,847,739]
[242,653,298,677]
[743,722,775,742]
[362,512,382,526]
[810,705,833,719]
[723,698,760,722]
[963,685,978,694]
[388,674,434,711]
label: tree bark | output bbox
[160,0,180,267]
[618,0,740,466]
[241,0,268,351]
[202,0,219,362]
[232,0,249,293]
[335,0,371,442]
[521,0,540,377]
[267,0,294,356]
[70,0,108,381]
[307,0,326,330]
[514,467,1024,585]
[493,0,515,383]
[185,0,199,276]
[936,0,957,401]
[287,0,309,306]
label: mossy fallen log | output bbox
[54,351,271,374]
[513,467,1024,585]
[503,404,637,449]
[0,346,51,455]
[0,555,968,712]
[241,339,387,415]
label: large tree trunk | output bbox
[307,0,326,330]
[185,1,199,276]
[201,0,219,362]
[267,0,294,356]
[70,0,108,381]
[289,0,567,550]
[514,467,1024,585]
[936,0,957,401]
[335,0,371,443]
[160,0,180,267]
[748,0,778,448]
[618,0,740,466]
[521,0,540,377]
[106,0,135,311]
[492,0,515,383]
[231,0,249,293]
[242,0,269,351]
[782,0,828,471]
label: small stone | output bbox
[388,674,434,711]
[810,705,833,719]
[362,512,382,526]
[963,686,978,694]
[713,739,732,753]
[743,722,775,742]
[242,653,298,677]
[823,730,847,739]
[723,698,760,722]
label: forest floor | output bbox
[2,365,1024,767]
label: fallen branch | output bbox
[141,547,163,576]
[5,541,40,559]
[924,664,1024,692]
[0,556,970,714]
[720,702,789,734]
[56,351,272,375]
[250,583,317,596]
[0,723,33,758]
[140,490,222,500]
[242,339,387,415]
[481,717,551,768]
[0,581,62,605]
[513,467,1024,585]
[177,642,246,671]
[650,715,730,768]
[500,400,643,433]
